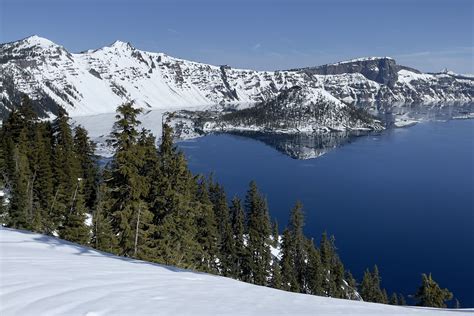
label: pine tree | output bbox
[361,265,385,303]
[230,196,248,281]
[280,228,299,292]
[245,181,272,286]
[305,238,324,296]
[344,271,359,300]
[270,258,283,289]
[51,108,81,230]
[271,219,279,247]
[209,182,235,276]
[288,201,307,292]
[194,179,219,273]
[389,292,399,305]
[59,180,90,245]
[150,119,201,268]
[415,273,453,308]
[73,125,98,209]
[92,184,118,254]
[398,293,407,306]
[105,103,152,258]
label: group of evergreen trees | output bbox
[0,98,456,308]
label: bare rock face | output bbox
[291,57,400,87]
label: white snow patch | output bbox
[0,228,469,316]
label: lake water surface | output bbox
[178,119,474,307]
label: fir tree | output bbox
[389,292,399,305]
[105,103,152,258]
[270,258,283,289]
[150,119,201,268]
[73,125,98,209]
[398,293,407,306]
[305,238,324,296]
[415,273,453,308]
[194,179,219,273]
[59,180,90,245]
[92,184,118,254]
[230,196,249,281]
[245,181,272,286]
[280,228,299,292]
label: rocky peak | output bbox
[293,57,400,87]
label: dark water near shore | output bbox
[178,119,474,307]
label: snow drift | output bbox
[0,228,470,316]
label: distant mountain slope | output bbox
[0,36,472,119]
[0,228,468,316]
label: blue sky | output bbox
[1,0,472,73]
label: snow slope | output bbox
[0,228,470,316]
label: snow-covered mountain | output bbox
[1,228,469,316]
[1,35,472,119]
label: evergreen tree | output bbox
[209,182,235,276]
[360,265,385,303]
[150,119,201,268]
[230,196,249,281]
[415,273,453,308]
[51,108,81,230]
[287,201,307,292]
[105,103,152,258]
[270,258,283,289]
[92,184,118,254]
[271,219,279,247]
[194,179,219,273]
[344,271,359,300]
[389,292,399,305]
[305,238,324,296]
[59,180,90,245]
[280,228,299,292]
[73,125,98,209]
[398,294,407,306]
[245,181,272,286]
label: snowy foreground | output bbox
[0,228,471,316]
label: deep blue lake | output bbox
[178,119,474,307]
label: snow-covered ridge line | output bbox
[1,228,469,316]
[0,35,472,120]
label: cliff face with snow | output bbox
[0,36,473,119]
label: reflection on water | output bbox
[226,103,473,160]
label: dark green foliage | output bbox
[73,126,98,208]
[245,181,272,285]
[360,265,386,303]
[209,182,235,276]
[59,181,90,245]
[305,238,324,296]
[415,273,453,308]
[398,294,407,306]
[105,102,153,258]
[194,179,219,273]
[92,184,118,254]
[270,259,283,289]
[230,196,249,281]
[389,292,399,305]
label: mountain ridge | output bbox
[0,35,472,119]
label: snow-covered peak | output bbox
[109,40,134,51]
[16,35,61,50]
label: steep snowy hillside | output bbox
[0,36,472,119]
[0,228,470,316]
